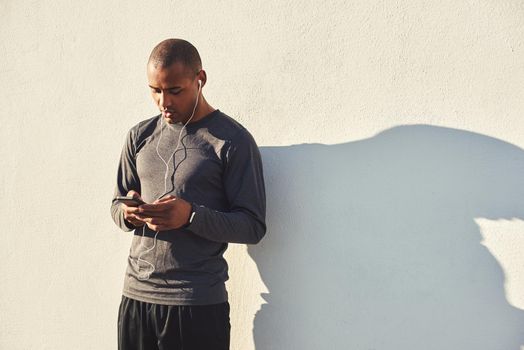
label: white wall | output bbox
[2,1,524,349]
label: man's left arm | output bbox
[186,130,267,244]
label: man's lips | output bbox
[162,110,176,118]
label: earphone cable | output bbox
[134,82,201,281]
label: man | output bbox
[110,38,266,350]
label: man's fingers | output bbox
[127,190,142,199]
[122,204,145,214]
[129,220,145,227]
[136,216,165,225]
[138,200,174,213]
[123,213,146,227]
[125,207,163,217]
[146,222,168,232]
[125,206,141,214]
[129,214,145,221]
[146,223,160,231]
[134,213,164,221]
[125,213,143,222]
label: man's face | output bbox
[147,62,200,124]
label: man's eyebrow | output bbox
[148,85,182,90]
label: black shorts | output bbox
[117,295,230,350]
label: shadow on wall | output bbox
[249,125,524,350]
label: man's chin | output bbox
[164,114,190,125]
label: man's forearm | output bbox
[186,205,266,244]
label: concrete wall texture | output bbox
[2,1,524,349]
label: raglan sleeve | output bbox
[185,129,267,244]
[110,127,141,232]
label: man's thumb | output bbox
[157,195,176,203]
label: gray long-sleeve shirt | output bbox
[110,109,266,305]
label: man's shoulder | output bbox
[207,110,255,143]
[129,114,161,136]
[121,115,161,148]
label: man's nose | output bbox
[159,92,171,109]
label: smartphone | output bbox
[113,196,146,207]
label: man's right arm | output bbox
[110,128,142,232]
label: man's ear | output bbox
[197,70,207,87]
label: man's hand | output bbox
[129,195,192,231]
[121,190,146,228]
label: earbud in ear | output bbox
[198,80,202,87]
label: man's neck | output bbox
[189,97,215,124]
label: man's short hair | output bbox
[148,38,202,74]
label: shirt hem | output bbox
[122,289,228,306]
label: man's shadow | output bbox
[249,125,524,349]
